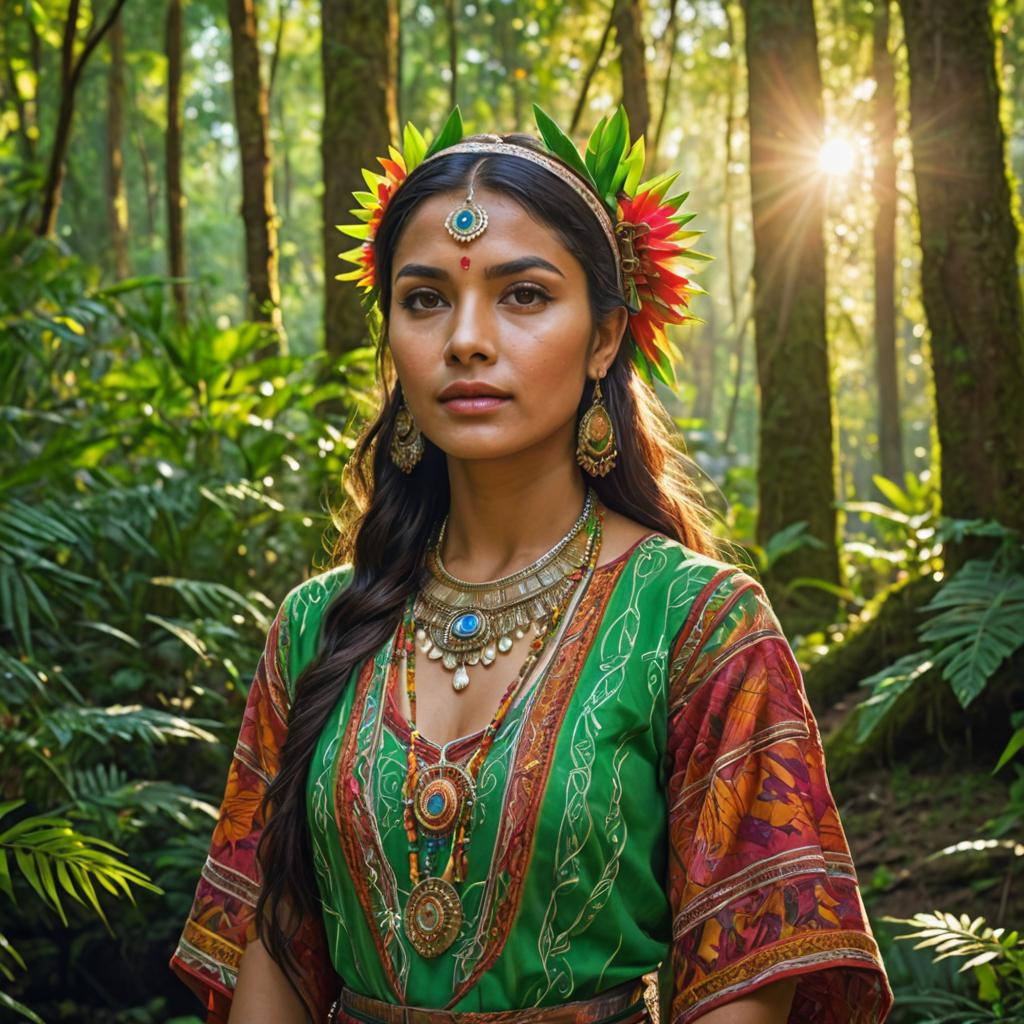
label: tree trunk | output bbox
[899,0,1024,543]
[570,9,615,136]
[650,0,680,165]
[165,0,187,322]
[106,18,129,280]
[321,0,398,364]
[37,0,128,237]
[612,0,650,139]
[872,1,904,486]
[445,0,457,109]
[227,0,285,351]
[741,0,840,624]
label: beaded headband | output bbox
[336,104,709,387]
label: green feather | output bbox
[424,106,465,160]
[623,137,645,196]
[593,106,628,196]
[532,103,596,188]
[403,122,428,170]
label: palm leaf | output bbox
[919,559,1024,707]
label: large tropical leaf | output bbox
[919,559,1024,707]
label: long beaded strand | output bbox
[400,507,604,890]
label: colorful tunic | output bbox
[170,533,892,1023]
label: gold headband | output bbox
[418,137,625,293]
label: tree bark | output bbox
[165,0,187,322]
[227,0,285,350]
[651,0,680,167]
[899,0,1024,542]
[321,0,398,363]
[445,0,457,110]
[612,0,650,139]
[741,0,841,624]
[570,8,615,136]
[37,0,128,237]
[872,1,904,486]
[106,17,129,280]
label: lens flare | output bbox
[818,137,857,177]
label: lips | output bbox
[438,381,512,401]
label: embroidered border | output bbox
[674,930,886,1023]
[443,560,627,1008]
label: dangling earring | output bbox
[576,372,618,476]
[390,398,424,472]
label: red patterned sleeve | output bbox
[168,595,340,1023]
[664,569,893,1023]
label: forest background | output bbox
[2,0,1024,1020]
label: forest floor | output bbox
[836,763,1022,928]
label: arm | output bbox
[663,571,892,1024]
[693,979,796,1023]
[229,938,307,1024]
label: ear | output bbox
[588,306,629,378]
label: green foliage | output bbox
[0,228,371,1018]
[885,911,1024,1018]
[854,521,1024,741]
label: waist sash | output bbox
[333,975,656,1024]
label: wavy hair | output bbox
[253,131,720,1003]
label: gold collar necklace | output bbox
[413,488,598,691]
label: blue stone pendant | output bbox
[444,198,488,243]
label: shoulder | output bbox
[634,534,781,669]
[277,563,355,698]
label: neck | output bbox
[441,446,591,584]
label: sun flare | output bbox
[818,137,857,177]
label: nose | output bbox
[443,288,497,365]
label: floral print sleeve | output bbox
[664,568,893,1023]
[168,592,340,1023]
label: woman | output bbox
[170,105,892,1024]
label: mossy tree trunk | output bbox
[106,18,129,280]
[872,0,904,487]
[165,0,187,322]
[741,0,841,624]
[227,0,285,353]
[321,0,398,367]
[612,0,650,139]
[899,0,1024,546]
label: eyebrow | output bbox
[395,256,566,282]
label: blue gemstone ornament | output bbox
[444,185,489,243]
[451,611,482,639]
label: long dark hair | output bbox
[253,131,721,1006]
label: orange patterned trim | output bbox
[675,930,884,1021]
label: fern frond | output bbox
[36,704,220,749]
[0,800,163,928]
[920,560,1024,707]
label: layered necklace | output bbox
[396,500,603,959]
[414,488,596,691]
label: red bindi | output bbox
[460,256,471,270]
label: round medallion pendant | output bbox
[444,200,489,243]
[413,763,474,834]
[448,608,484,641]
[405,876,463,958]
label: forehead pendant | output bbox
[444,178,489,243]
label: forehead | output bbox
[392,186,572,269]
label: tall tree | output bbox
[899,0,1024,541]
[165,0,187,322]
[227,0,285,349]
[741,0,840,621]
[106,18,129,280]
[37,0,128,237]
[871,0,904,485]
[612,0,650,139]
[321,0,398,362]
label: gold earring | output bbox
[576,373,618,476]
[390,398,424,472]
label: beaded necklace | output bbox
[395,506,603,959]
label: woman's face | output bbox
[386,184,624,465]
